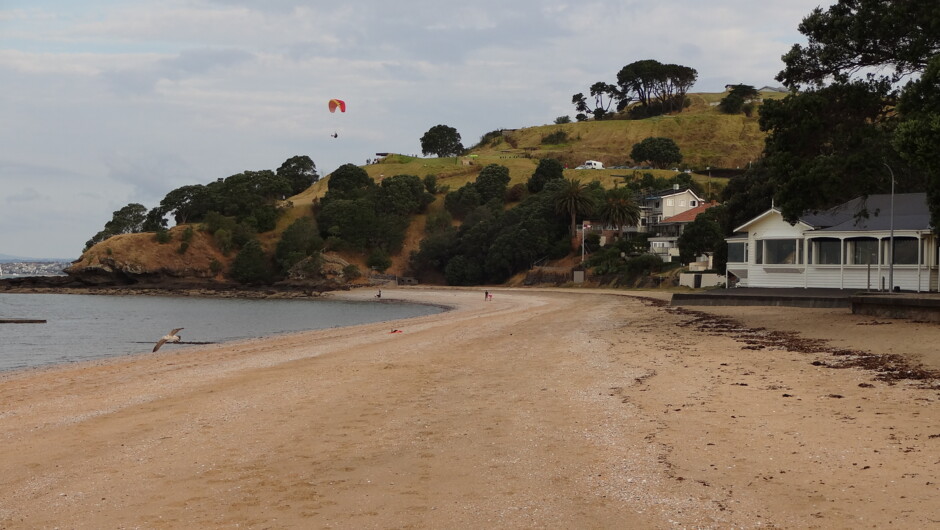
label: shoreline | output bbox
[0,288,937,528]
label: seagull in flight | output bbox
[153,328,184,352]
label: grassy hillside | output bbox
[471,93,771,171]
[88,91,763,283]
[292,91,772,207]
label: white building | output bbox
[725,193,938,292]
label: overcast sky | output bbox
[0,0,831,259]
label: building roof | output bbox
[732,193,932,235]
[643,187,703,201]
[802,193,931,232]
[659,201,718,224]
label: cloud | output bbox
[4,187,47,203]
[0,0,834,257]
[99,47,253,94]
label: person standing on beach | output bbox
[484,290,489,301]
[376,289,381,299]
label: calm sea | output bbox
[0,293,443,373]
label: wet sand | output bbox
[0,288,937,528]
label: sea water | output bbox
[0,293,443,372]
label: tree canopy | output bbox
[753,0,938,229]
[84,203,149,250]
[630,137,683,169]
[777,0,940,89]
[420,124,465,157]
[571,59,697,120]
[276,155,319,195]
[527,158,565,193]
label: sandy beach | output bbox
[0,287,937,529]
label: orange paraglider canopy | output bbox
[328,99,346,113]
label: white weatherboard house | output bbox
[725,193,938,292]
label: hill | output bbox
[471,93,770,171]
[66,91,770,287]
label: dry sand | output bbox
[0,287,937,529]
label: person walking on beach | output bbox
[376,289,381,299]
[484,290,489,301]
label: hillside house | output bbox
[725,193,938,292]
[584,186,706,253]
[648,201,718,262]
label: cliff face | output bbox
[66,227,231,286]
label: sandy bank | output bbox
[0,288,937,528]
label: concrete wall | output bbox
[679,273,724,289]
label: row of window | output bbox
[728,237,924,265]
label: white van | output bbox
[575,160,604,170]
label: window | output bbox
[892,238,919,264]
[755,241,763,264]
[764,239,798,264]
[666,199,674,206]
[690,200,697,207]
[849,238,878,265]
[679,200,686,207]
[727,242,747,263]
[813,238,841,264]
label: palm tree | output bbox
[553,179,596,238]
[598,187,641,230]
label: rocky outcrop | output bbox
[65,227,230,286]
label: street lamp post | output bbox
[581,220,590,263]
[884,162,895,292]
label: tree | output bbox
[719,84,760,114]
[571,93,590,115]
[760,0,936,227]
[160,184,211,224]
[142,206,168,232]
[230,239,272,284]
[758,80,907,223]
[444,183,482,220]
[894,55,940,230]
[630,137,683,169]
[677,205,728,268]
[553,179,596,239]
[474,164,511,204]
[84,203,149,250]
[324,163,375,201]
[378,174,434,216]
[615,60,698,114]
[598,188,640,229]
[527,158,565,193]
[274,216,322,274]
[777,0,940,90]
[276,155,319,195]
[420,124,464,157]
[589,81,619,118]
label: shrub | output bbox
[541,130,569,145]
[230,239,271,284]
[214,228,234,255]
[554,115,572,124]
[505,183,527,202]
[154,229,172,244]
[423,174,438,194]
[366,249,392,272]
[177,241,189,254]
[209,258,223,275]
[343,264,361,280]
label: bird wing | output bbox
[169,327,184,335]
[153,338,167,352]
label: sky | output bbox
[0,0,833,259]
